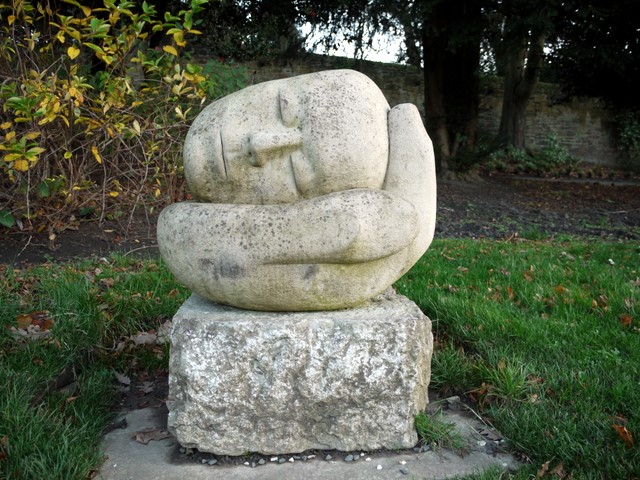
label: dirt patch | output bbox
[436,174,640,240]
[2,174,639,266]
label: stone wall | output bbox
[231,54,620,166]
[478,78,619,165]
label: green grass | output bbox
[1,239,638,478]
[415,410,466,452]
[0,257,189,480]
[397,239,640,479]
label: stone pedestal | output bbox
[167,290,433,455]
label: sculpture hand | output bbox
[383,104,437,254]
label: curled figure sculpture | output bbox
[157,69,436,311]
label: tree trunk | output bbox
[421,0,481,174]
[497,23,545,149]
[423,21,450,172]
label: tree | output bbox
[488,1,558,149]
[550,0,640,107]
[189,0,304,60]
[420,0,484,170]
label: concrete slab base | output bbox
[167,292,432,455]
[97,402,521,480]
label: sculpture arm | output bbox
[157,189,417,268]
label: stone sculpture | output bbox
[157,69,436,311]
[159,70,436,454]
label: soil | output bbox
[2,173,639,266]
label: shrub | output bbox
[537,132,575,169]
[0,0,246,232]
[486,133,575,175]
[616,110,640,172]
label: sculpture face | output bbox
[184,70,390,204]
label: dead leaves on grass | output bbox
[620,315,634,327]
[612,424,634,448]
[537,460,570,479]
[9,310,54,341]
[611,416,635,449]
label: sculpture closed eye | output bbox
[157,69,436,311]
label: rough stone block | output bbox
[167,291,432,455]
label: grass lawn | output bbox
[396,239,640,479]
[1,239,638,479]
[0,258,189,479]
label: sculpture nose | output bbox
[248,131,302,167]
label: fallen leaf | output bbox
[537,460,551,478]
[16,314,32,329]
[114,372,131,386]
[16,311,52,330]
[598,294,609,308]
[523,271,533,282]
[620,315,633,327]
[527,374,544,383]
[9,319,54,341]
[549,461,565,477]
[506,286,515,300]
[138,381,154,394]
[612,424,634,448]
[134,428,171,444]
[554,284,567,295]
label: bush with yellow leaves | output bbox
[0,0,246,232]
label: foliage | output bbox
[486,133,576,175]
[0,256,189,479]
[396,239,640,478]
[537,132,574,168]
[549,1,640,107]
[616,111,640,172]
[189,0,304,61]
[0,0,246,233]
